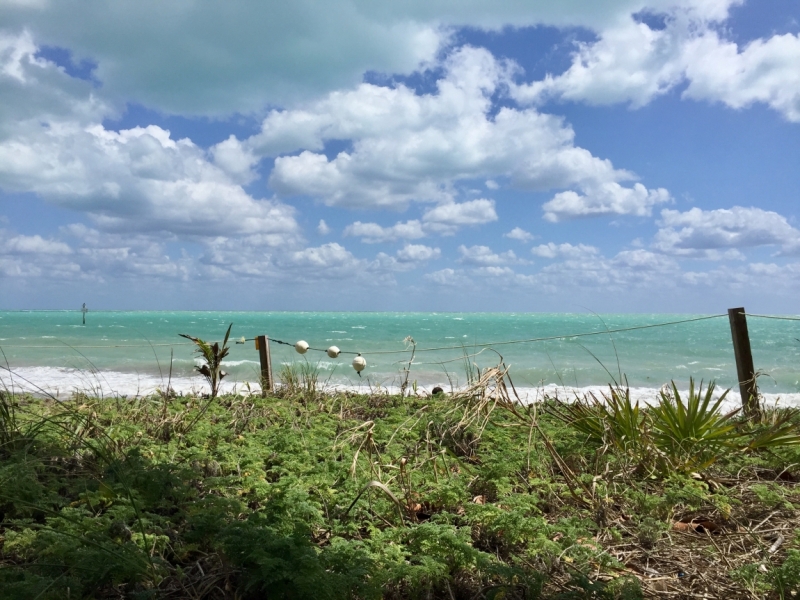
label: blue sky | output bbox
[0,0,799,312]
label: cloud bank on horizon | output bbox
[0,0,798,311]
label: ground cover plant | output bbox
[1,366,800,599]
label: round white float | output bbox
[327,346,340,358]
[295,340,309,354]
[352,355,366,373]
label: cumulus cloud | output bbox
[0,32,302,242]
[532,242,599,259]
[4,1,799,305]
[683,32,800,121]
[612,248,679,271]
[396,243,440,263]
[0,227,79,279]
[344,220,426,243]
[424,268,472,286]
[0,3,443,114]
[422,199,498,233]
[0,0,742,116]
[250,46,665,215]
[317,219,331,235]
[472,265,517,277]
[512,14,689,108]
[210,135,259,184]
[528,247,682,293]
[1,233,71,255]
[344,199,498,242]
[504,227,534,242]
[458,245,519,266]
[0,223,197,281]
[542,183,671,222]
[512,4,800,122]
[282,243,365,276]
[653,206,800,258]
[62,224,194,280]
[372,243,442,272]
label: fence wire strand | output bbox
[743,313,800,322]
[0,314,728,355]
[264,314,727,357]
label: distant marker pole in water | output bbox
[81,303,88,326]
[255,335,274,396]
[728,307,759,420]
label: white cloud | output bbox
[0,223,198,281]
[654,206,800,258]
[1,233,71,255]
[210,135,259,184]
[683,32,800,121]
[282,242,365,276]
[317,219,331,235]
[424,268,471,286]
[0,4,443,115]
[396,243,440,263]
[513,14,688,108]
[512,5,800,122]
[504,227,534,242]
[0,33,302,242]
[472,265,516,277]
[373,243,441,272]
[458,244,519,265]
[5,2,800,305]
[0,228,80,279]
[62,224,194,280]
[612,248,679,271]
[252,46,664,214]
[8,0,793,125]
[532,242,599,259]
[543,182,671,222]
[343,220,425,243]
[0,0,741,116]
[530,246,682,292]
[422,199,498,233]
[344,198,498,242]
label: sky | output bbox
[0,0,799,313]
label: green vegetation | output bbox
[1,367,800,599]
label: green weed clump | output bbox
[0,369,798,599]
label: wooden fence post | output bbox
[255,335,273,396]
[728,307,759,419]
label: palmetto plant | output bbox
[553,378,800,474]
[649,380,743,471]
[179,323,232,399]
[547,386,646,456]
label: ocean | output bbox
[2,311,800,406]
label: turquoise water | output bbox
[1,311,799,396]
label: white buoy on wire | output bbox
[327,346,340,358]
[352,355,366,376]
[295,340,309,354]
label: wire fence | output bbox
[0,311,795,354]
[2,310,799,401]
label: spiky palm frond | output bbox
[179,324,232,398]
[650,379,743,471]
